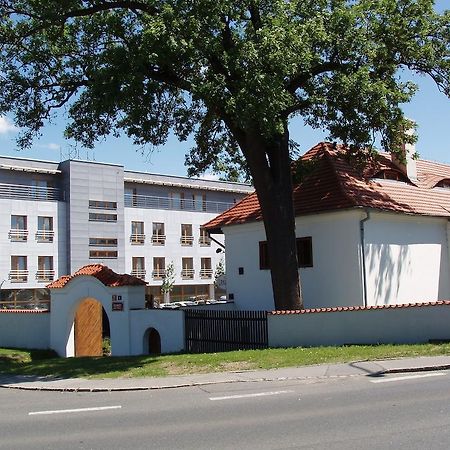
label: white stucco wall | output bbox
[364,213,450,305]
[0,312,50,349]
[223,210,364,310]
[129,309,185,355]
[268,303,450,347]
[50,276,139,357]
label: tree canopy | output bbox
[1,0,449,309]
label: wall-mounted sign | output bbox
[112,295,123,302]
[112,302,124,311]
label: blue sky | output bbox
[0,2,449,177]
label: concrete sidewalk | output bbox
[1,355,450,393]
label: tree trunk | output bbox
[239,126,303,311]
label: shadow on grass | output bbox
[0,352,166,381]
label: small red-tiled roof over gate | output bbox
[204,142,450,232]
[47,264,147,289]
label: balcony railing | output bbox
[0,183,63,201]
[131,269,146,280]
[36,230,54,242]
[200,268,213,279]
[9,229,28,241]
[0,299,50,311]
[9,270,29,282]
[181,268,194,279]
[36,269,55,282]
[152,269,166,280]
[180,235,194,246]
[151,234,166,245]
[199,236,211,246]
[124,193,234,214]
[130,233,145,244]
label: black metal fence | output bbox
[185,309,268,353]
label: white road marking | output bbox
[29,405,122,416]
[209,390,293,401]
[370,372,447,384]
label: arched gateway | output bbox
[47,264,147,357]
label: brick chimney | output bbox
[391,125,417,182]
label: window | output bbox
[89,200,117,210]
[89,250,118,259]
[153,257,166,279]
[259,237,313,270]
[9,215,28,241]
[181,257,194,279]
[131,257,146,280]
[152,222,166,245]
[37,256,54,281]
[10,256,28,282]
[296,237,313,267]
[131,221,145,244]
[36,216,54,242]
[199,228,211,246]
[200,258,212,278]
[180,224,193,246]
[89,238,118,247]
[89,213,117,222]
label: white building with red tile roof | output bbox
[204,142,450,311]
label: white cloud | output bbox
[198,173,220,181]
[36,143,61,151]
[0,116,18,135]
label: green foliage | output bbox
[161,261,175,294]
[0,1,448,165]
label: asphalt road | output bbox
[1,372,450,449]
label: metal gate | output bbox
[185,309,268,353]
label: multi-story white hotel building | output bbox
[0,155,252,309]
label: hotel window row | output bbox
[9,255,54,282]
[130,222,211,246]
[131,257,213,280]
[9,215,54,242]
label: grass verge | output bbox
[1,343,450,380]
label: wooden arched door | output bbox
[74,298,103,357]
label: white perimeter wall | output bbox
[224,210,363,310]
[129,309,185,355]
[0,312,50,349]
[269,304,450,347]
[364,212,450,305]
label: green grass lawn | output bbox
[1,343,450,380]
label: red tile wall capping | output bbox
[203,142,450,232]
[269,300,450,315]
[46,264,147,289]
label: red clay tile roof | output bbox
[47,264,147,289]
[204,142,450,232]
[269,300,450,315]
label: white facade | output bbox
[223,209,450,310]
[0,155,252,310]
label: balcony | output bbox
[151,234,166,245]
[36,230,54,242]
[152,269,166,280]
[180,235,194,246]
[9,270,29,282]
[9,229,28,242]
[200,268,213,279]
[181,268,194,279]
[130,233,145,244]
[36,269,55,282]
[124,193,234,214]
[131,269,146,280]
[0,183,63,201]
[199,236,211,246]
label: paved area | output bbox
[1,355,450,392]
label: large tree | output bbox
[1,1,449,310]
